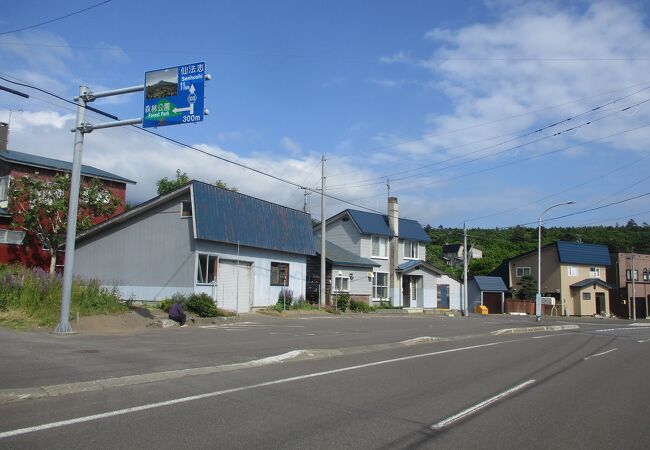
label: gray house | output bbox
[314,197,461,310]
[73,181,315,312]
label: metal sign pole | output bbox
[55,85,88,334]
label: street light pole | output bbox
[536,201,575,322]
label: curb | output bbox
[491,324,579,335]
[0,325,578,404]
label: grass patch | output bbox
[0,264,127,328]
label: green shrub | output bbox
[184,293,220,317]
[275,288,294,310]
[159,299,172,313]
[349,299,371,312]
[334,293,350,311]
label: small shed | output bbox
[469,276,508,314]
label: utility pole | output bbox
[320,155,327,308]
[301,187,310,213]
[463,222,468,316]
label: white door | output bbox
[217,259,252,313]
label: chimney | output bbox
[388,196,399,236]
[0,122,8,151]
[388,197,400,306]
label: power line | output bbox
[0,74,383,214]
[0,0,112,36]
[327,81,650,180]
[348,121,650,202]
[328,90,650,190]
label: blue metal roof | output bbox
[556,241,611,266]
[473,276,508,292]
[396,260,445,275]
[0,149,135,184]
[316,241,380,268]
[192,181,316,256]
[346,209,430,242]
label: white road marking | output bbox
[637,339,650,343]
[431,380,536,431]
[0,339,522,439]
[584,348,618,360]
[531,333,572,339]
[594,327,646,332]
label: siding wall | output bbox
[314,217,361,255]
[330,265,373,300]
[193,240,307,307]
[74,196,195,300]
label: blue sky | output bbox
[1,0,649,229]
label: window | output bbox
[334,276,350,292]
[626,269,638,281]
[271,262,289,286]
[181,201,193,217]
[516,267,531,277]
[0,175,9,203]
[0,229,25,245]
[197,254,218,284]
[567,266,578,277]
[644,270,648,282]
[371,235,388,258]
[582,292,591,301]
[589,267,600,278]
[372,272,388,299]
[404,240,419,259]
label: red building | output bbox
[0,145,135,270]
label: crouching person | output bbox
[169,299,187,327]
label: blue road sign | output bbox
[143,62,205,128]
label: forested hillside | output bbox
[425,220,650,278]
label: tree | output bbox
[9,174,121,273]
[156,169,190,195]
[515,274,536,300]
[214,179,237,192]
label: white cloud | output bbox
[281,136,302,156]
[379,50,412,64]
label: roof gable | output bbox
[557,241,611,266]
[1,149,135,184]
[192,181,315,256]
[345,209,430,242]
[473,276,508,292]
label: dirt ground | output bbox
[70,307,169,335]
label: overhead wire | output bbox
[0,0,112,36]
[0,74,383,214]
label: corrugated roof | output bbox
[396,260,445,275]
[193,181,316,256]
[557,241,611,266]
[316,241,380,268]
[473,276,508,292]
[570,278,615,290]
[0,149,135,184]
[346,209,430,242]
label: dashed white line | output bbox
[0,339,521,440]
[584,348,618,360]
[637,339,650,343]
[431,380,536,431]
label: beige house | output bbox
[505,241,614,316]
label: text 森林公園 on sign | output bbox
[143,62,205,128]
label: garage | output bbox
[216,259,252,313]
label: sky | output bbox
[1,0,649,230]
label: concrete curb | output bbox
[491,324,579,335]
[0,325,577,404]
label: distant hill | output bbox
[146,80,177,99]
[424,221,650,278]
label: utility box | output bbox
[475,304,488,315]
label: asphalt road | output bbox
[1,316,649,449]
